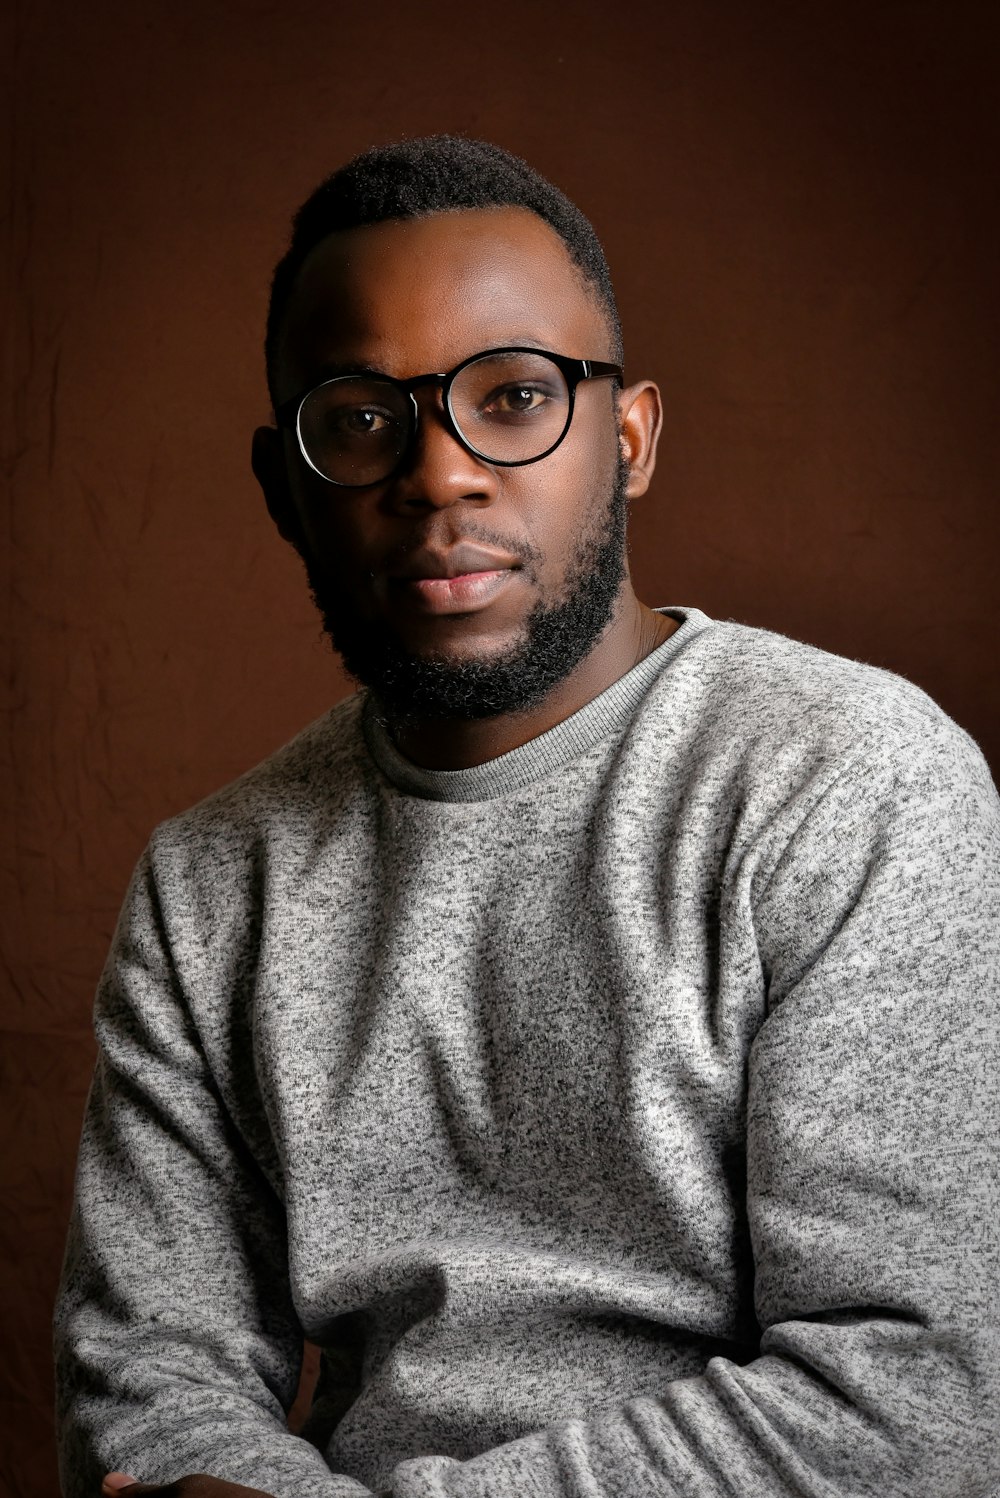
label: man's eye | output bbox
[484,384,549,416]
[330,407,394,437]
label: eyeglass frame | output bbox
[273,345,625,488]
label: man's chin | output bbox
[326,620,555,722]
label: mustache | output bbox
[375,523,544,578]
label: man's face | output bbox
[264,207,633,719]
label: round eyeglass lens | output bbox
[449,351,571,463]
[297,377,413,486]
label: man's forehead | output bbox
[275,206,611,390]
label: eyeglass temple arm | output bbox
[581,360,624,381]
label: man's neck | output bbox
[387,592,677,771]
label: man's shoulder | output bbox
[663,612,976,763]
[637,611,994,821]
[147,690,372,878]
[623,613,998,907]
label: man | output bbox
[55,137,1000,1498]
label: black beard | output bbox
[304,452,630,723]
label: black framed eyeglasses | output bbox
[274,346,623,489]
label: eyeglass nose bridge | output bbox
[393,370,491,474]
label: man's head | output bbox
[263,136,624,406]
[252,137,661,724]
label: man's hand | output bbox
[101,1473,276,1498]
[101,1478,390,1498]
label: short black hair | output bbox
[265,135,623,405]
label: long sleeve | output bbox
[53,850,371,1498]
[382,722,1000,1497]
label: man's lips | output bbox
[401,569,514,612]
[388,543,523,581]
[385,544,523,616]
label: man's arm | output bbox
[54,850,370,1498]
[377,721,1000,1496]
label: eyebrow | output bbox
[307,339,556,386]
[309,358,393,382]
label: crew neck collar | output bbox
[362,607,711,803]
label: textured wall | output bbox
[2,3,998,1493]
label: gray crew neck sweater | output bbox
[55,608,1000,1498]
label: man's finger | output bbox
[101,1473,139,1495]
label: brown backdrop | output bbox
[3,3,999,1493]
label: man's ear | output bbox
[617,381,663,500]
[251,425,305,549]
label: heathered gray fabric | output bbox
[54,607,1000,1498]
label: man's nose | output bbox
[384,393,497,512]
